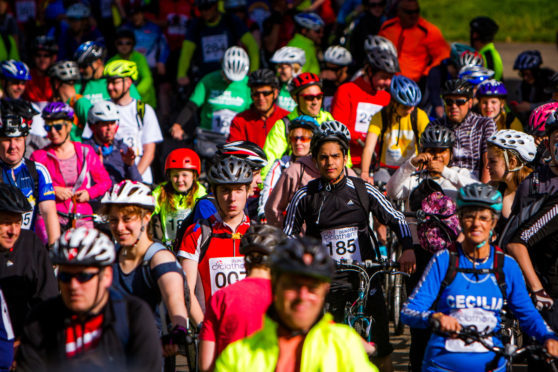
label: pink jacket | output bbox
[30,142,112,216]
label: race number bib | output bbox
[201,34,228,63]
[21,211,32,230]
[211,109,236,136]
[355,102,382,133]
[209,257,246,294]
[445,308,497,353]
[164,209,189,241]
[15,0,36,22]
[321,227,362,262]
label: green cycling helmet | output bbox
[457,183,503,215]
[104,59,138,81]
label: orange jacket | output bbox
[379,17,450,82]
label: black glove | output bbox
[532,289,554,311]
[162,325,189,346]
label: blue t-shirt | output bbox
[0,160,55,230]
[402,245,556,371]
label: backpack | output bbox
[432,246,507,309]
[173,195,218,252]
[373,106,419,171]
[0,159,39,199]
[135,100,146,129]
[416,191,461,253]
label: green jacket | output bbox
[287,33,320,75]
[153,181,207,243]
[215,313,378,372]
[262,108,334,178]
[479,42,503,81]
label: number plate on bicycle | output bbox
[445,308,497,353]
[321,227,362,262]
[208,257,246,295]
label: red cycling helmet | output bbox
[528,102,558,137]
[165,148,201,175]
[288,72,322,96]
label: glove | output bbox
[162,325,189,346]
[532,289,554,311]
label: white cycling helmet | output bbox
[51,227,115,267]
[324,46,352,66]
[488,129,536,166]
[364,35,397,57]
[270,46,306,67]
[66,2,91,18]
[293,12,324,31]
[88,100,120,124]
[101,180,156,211]
[222,46,250,82]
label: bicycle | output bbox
[431,320,557,372]
[335,259,409,344]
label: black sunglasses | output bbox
[444,98,468,107]
[251,90,274,97]
[58,271,100,283]
[402,7,420,15]
[44,124,65,132]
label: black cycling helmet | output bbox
[366,47,400,74]
[207,156,253,186]
[271,237,334,282]
[33,35,58,54]
[217,141,268,170]
[50,227,116,267]
[0,184,32,213]
[469,16,499,42]
[0,99,34,137]
[248,68,279,89]
[8,99,39,119]
[310,120,351,156]
[457,183,503,215]
[420,125,456,150]
[240,224,286,263]
[441,79,474,98]
[115,27,136,45]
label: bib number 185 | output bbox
[326,239,356,256]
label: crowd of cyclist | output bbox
[1,0,558,370]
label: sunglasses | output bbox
[290,135,312,143]
[44,124,66,132]
[251,90,274,97]
[58,271,100,283]
[116,40,133,46]
[301,93,323,102]
[402,7,420,15]
[444,98,468,107]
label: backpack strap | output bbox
[432,247,459,309]
[141,242,169,289]
[410,108,419,152]
[376,107,390,170]
[349,176,382,260]
[109,289,130,349]
[493,246,507,300]
[197,218,215,263]
[23,159,40,200]
[136,100,145,129]
[505,112,515,130]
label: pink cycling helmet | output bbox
[528,102,558,136]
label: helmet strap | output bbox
[503,150,523,173]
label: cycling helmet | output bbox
[224,0,246,9]
[476,79,507,98]
[101,180,156,211]
[33,35,58,54]
[288,72,322,96]
[41,102,74,121]
[288,115,320,133]
[0,184,32,213]
[458,65,494,86]
[450,43,476,66]
[293,12,324,31]
[165,148,201,175]
[457,183,503,215]
[87,100,120,124]
[420,125,456,150]
[469,17,499,41]
[0,60,31,81]
[248,68,279,89]
[487,130,537,164]
[270,47,306,67]
[311,120,351,155]
[4,99,38,119]
[66,2,91,18]
[441,79,473,98]
[48,60,81,82]
[222,46,250,82]
[545,72,558,94]
[546,110,558,137]
[103,59,138,81]
[271,237,335,282]
[207,156,253,186]
[217,141,268,170]
[527,102,558,136]
[366,47,400,74]
[0,100,33,137]
[364,35,397,56]
[51,227,115,267]
[513,50,542,71]
[457,50,484,69]
[73,41,106,66]
[240,224,286,257]
[115,27,136,44]
[323,46,352,66]
[390,75,422,107]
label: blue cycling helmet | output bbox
[390,75,422,107]
[288,115,320,133]
[458,65,494,86]
[513,50,542,71]
[0,60,31,81]
[74,41,106,66]
[476,79,508,98]
[545,109,558,136]
[293,12,324,31]
[457,183,503,215]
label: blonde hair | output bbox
[488,144,533,190]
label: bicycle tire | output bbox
[353,317,371,341]
[392,274,406,336]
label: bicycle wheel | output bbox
[353,317,372,341]
[391,273,407,335]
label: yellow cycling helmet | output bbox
[104,59,138,81]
